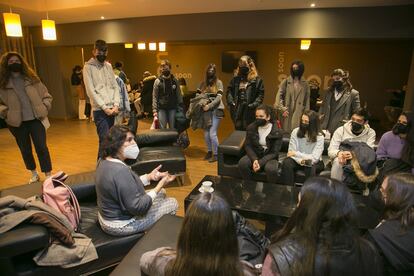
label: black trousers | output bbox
[93,110,115,159]
[238,155,279,183]
[8,119,52,172]
[280,157,324,185]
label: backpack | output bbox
[42,171,81,231]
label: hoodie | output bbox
[328,120,376,159]
[83,58,120,111]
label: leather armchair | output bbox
[0,172,143,276]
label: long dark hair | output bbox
[383,173,414,231]
[199,63,219,93]
[0,52,40,88]
[400,111,414,166]
[165,193,242,276]
[297,110,322,143]
[101,125,132,159]
[290,60,305,79]
[271,177,358,275]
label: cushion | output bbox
[136,129,178,147]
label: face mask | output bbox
[162,70,170,77]
[123,144,139,159]
[333,80,343,90]
[96,55,106,63]
[239,66,249,76]
[300,122,309,131]
[292,69,300,77]
[8,63,22,72]
[256,118,267,126]
[392,123,408,135]
[351,121,364,135]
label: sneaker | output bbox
[203,151,212,160]
[209,155,218,163]
[29,174,40,184]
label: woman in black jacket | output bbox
[366,173,414,275]
[238,104,283,183]
[226,55,264,130]
[262,177,383,276]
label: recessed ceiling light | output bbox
[100,16,105,20]
[310,3,316,8]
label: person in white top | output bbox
[238,104,283,183]
[328,108,376,181]
[280,110,325,185]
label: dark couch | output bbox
[0,172,143,276]
[217,131,331,184]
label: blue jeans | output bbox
[93,110,115,158]
[158,109,176,129]
[204,112,221,155]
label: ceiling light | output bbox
[3,12,23,37]
[300,39,311,50]
[310,3,316,7]
[124,43,133,48]
[137,42,146,50]
[158,42,166,52]
[42,19,56,40]
[149,42,157,51]
[100,16,105,20]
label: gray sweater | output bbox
[96,160,152,220]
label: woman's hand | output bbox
[287,151,296,157]
[252,160,261,172]
[148,165,167,181]
[203,105,209,111]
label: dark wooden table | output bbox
[185,175,381,235]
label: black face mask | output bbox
[333,80,343,90]
[256,118,267,126]
[239,66,249,76]
[8,63,22,72]
[351,121,364,135]
[96,55,106,63]
[392,123,408,135]
[300,122,309,131]
[292,69,300,77]
[162,70,170,77]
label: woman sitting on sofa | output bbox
[262,177,383,275]
[238,104,283,183]
[280,110,325,186]
[96,125,178,236]
[366,173,414,275]
[140,192,258,275]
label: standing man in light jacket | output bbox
[83,40,120,158]
[328,108,376,181]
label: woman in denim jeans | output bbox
[197,64,224,163]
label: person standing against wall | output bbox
[227,55,264,131]
[274,60,310,133]
[197,63,225,163]
[71,65,87,120]
[152,60,183,129]
[319,69,361,136]
[83,40,120,158]
[0,52,53,183]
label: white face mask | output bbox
[123,144,139,159]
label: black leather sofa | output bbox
[217,131,331,184]
[0,172,143,276]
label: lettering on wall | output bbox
[278,51,285,73]
[175,72,193,79]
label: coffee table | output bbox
[185,175,380,234]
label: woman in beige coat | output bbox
[274,60,310,133]
[0,52,53,183]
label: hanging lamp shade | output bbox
[3,12,23,37]
[42,19,56,40]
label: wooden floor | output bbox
[0,115,234,217]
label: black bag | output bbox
[175,107,190,133]
[233,211,270,266]
[176,130,190,149]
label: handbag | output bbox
[177,130,190,149]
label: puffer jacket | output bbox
[83,58,120,111]
[186,93,211,130]
[0,78,52,127]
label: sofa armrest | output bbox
[136,129,178,147]
[0,225,49,258]
[66,171,96,203]
[218,130,246,157]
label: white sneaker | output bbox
[29,174,40,184]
